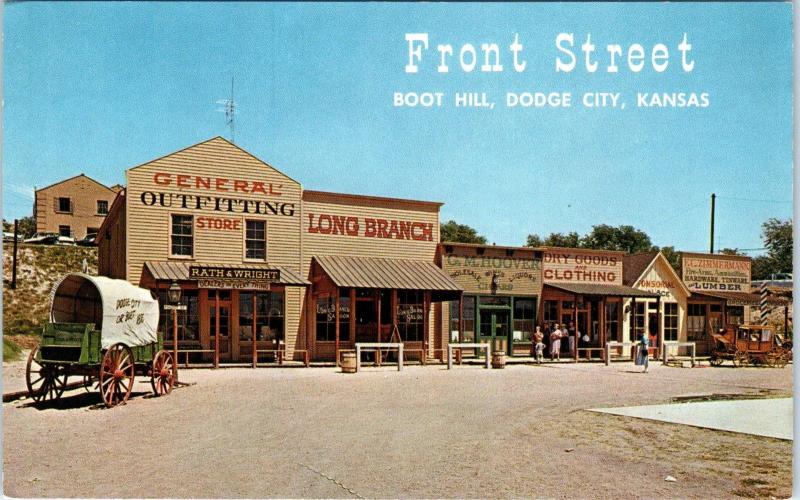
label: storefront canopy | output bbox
[692,290,789,307]
[544,282,661,298]
[312,255,462,301]
[143,261,310,286]
[50,273,160,349]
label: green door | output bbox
[480,308,510,353]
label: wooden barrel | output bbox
[341,352,357,373]
[491,351,506,369]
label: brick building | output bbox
[34,174,119,239]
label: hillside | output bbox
[3,244,98,347]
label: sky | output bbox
[2,2,792,254]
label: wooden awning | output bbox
[544,282,660,298]
[692,291,789,307]
[143,261,310,286]
[312,255,462,301]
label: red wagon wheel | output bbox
[150,350,175,396]
[99,344,135,407]
[26,346,68,402]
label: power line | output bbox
[716,196,792,204]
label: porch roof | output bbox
[544,282,661,298]
[143,261,310,286]
[691,290,789,307]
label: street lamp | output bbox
[163,280,187,380]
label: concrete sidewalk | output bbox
[590,397,793,440]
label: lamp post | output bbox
[163,281,187,380]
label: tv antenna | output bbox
[216,76,236,143]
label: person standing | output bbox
[635,331,650,372]
[567,321,577,357]
[533,326,545,363]
[550,323,562,361]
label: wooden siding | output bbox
[623,256,689,343]
[97,193,126,279]
[542,248,624,286]
[440,246,542,296]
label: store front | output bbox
[438,243,541,356]
[622,252,691,355]
[540,248,659,360]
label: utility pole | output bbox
[709,193,716,254]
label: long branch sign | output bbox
[681,254,751,292]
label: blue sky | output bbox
[3,2,792,253]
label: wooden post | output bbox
[458,294,464,343]
[573,294,578,362]
[214,292,220,368]
[349,288,356,344]
[172,308,178,379]
[376,290,382,366]
[631,297,637,359]
[655,295,661,358]
[424,291,431,359]
[335,291,340,367]
[252,293,257,368]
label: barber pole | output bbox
[759,281,770,325]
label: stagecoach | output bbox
[709,324,791,368]
[26,273,176,407]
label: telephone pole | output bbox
[709,193,716,254]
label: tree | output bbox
[719,248,745,256]
[525,234,543,247]
[526,232,582,248]
[762,218,792,274]
[751,255,774,280]
[658,246,682,275]
[581,224,655,253]
[2,216,35,238]
[440,220,487,244]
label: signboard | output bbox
[682,254,751,292]
[542,250,622,285]
[189,266,280,282]
[197,279,272,291]
[306,212,434,242]
[441,251,542,295]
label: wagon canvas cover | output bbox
[50,273,159,349]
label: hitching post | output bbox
[164,281,187,381]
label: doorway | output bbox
[209,302,231,359]
[479,308,510,353]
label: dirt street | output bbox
[3,362,793,498]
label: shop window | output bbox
[634,302,646,338]
[57,197,72,213]
[605,302,620,342]
[315,291,350,342]
[397,290,424,342]
[59,225,71,237]
[664,303,679,342]
[687,303,706,341]
[449,297,476,342]
[245,220,267,260]
[727,306,744,326]
[513,298,536,342]
[543,300,559,326]
[97,200,109,215]
[239,291,284,342]
[170,214,193,256]
[160,289,199,342]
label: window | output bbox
[57,197,71,213]
[315,291,351,342]
[397,290,424,341]
[245,220,266,260]
[170,214,193,256]
[513,298,536,341]
[543,300,559,326]
[664,303,679,342]
[449,296,476,342]
[58,225,71,237]
[633,302,646,338]
[605,302,620,342]
[240,291,285,342]
[727,306,744,326]
[160,290,199,342]
[97,200,109,215]
[87,227,100,237]
[687,303,706,341]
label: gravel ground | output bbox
[3,361,793,498]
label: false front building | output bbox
[98,137,461,365]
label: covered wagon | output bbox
[26,273,176,407]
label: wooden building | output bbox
[539,247,659,359]
[97,137,461,364]
[437,243,542,355]
[34,174,118,239]
[621,251,691,352]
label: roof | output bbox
[313,255,462,293]
[35,173,116,194]
[544,282,661,298]
[691,291,789,306]
[622,252,658,286]
[143,261,310,286]
[537,246,627,255]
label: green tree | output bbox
[525,232,582,248]
[751,255,774,280]
[525,234,543,247]
[581,224,655,253]
[3,216,35,238]
[440,220,487,244]
[658,246,682,275]
[719,248,745,256]
[762,218,792,274]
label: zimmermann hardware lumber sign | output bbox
[189,266,280,290]
[681,255,751,292]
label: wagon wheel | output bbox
[733,351,749,368]
[25,346,68,402]
[99,344,135,407]
[709,355,723,367]
[150,350,175,396]
[766,352,780,368]
[776,352,789,368]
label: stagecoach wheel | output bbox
[733,351,749,368]
[709,355,723,367]
[776,352,789,368]
[26,346,68,402]
[150,350,175,396]
[99,344,135,407]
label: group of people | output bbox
[530,321,583,363]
